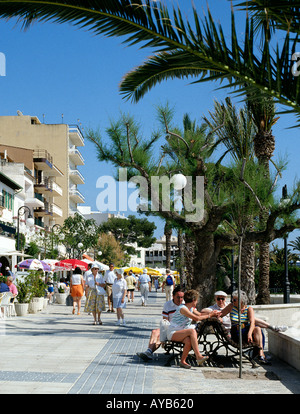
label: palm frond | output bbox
[0,1,299,123]
[231,0,300,37]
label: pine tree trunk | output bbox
[192,233,220,309]
[241,239,256,304]
[164,221,172,270]
[256,241,270,304]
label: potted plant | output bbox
[55,285,67,304]
[15,278,33,316]
[28,271,47,313]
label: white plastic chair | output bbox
[0,292,15,318]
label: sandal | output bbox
[179,362,191,369]
[257,356,271,365]
[197,356,209,366]
[98,320,103,325]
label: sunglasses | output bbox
[216,297,225,301]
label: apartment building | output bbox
[144,235,178,269]
[0,113,85,227]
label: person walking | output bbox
[70,267,84,315]
[84,263,106,325]
[125,271,136,302]
[103,263,116,312]
[138,269,151,306]
[112,268,128,326]
[162,269,175,301]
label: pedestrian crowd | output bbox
[68,263,174,327]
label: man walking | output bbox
[104,263,116,312]
[138,269,151,306]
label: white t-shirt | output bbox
[104,270,116,284]
[71,274,82,285]
[209,302,231,331]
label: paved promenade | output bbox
[0,291,299,395]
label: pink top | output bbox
[9,283,18,296]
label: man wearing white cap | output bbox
[201,291,231,332]
[138,269,151,306]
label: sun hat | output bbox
[91,262,100,270]
[214,290,228,297]
[143,269,148,274]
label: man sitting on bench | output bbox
[136,286,185,361]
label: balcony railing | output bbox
[68,125,84,146]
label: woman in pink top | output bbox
[6,276,18,297]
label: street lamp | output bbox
[282,185,290,304]
[17,205,35,252]
[51,223,64,251]
[77,242,83,259]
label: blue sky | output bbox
[0,0,299,244]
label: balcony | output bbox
[34,201,62,218]
[34,178,51,194]
[69,189,85,204]
[69,147,84,166]
[49,203,63,217]
[34,201,51,217]
[48,180,63,197]
[69,125,84,146]
[69,169,85,185]
[33,149,53,171]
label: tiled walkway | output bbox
[0,291,299,394]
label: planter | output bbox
[43,297,48,309]
[29,300,39,314]
[15,303,29,317]
[55,293,67,305]
[30,297,44,312]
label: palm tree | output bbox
[289,236,300,255]
[0,1,299,121]
[204,97,258,303]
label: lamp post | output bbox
[16,205,34,265]
[77,242,83,259]
[282,185,290,304]
[51,223,64,252]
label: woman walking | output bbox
[70,267,84,315]
[112,268,128,326]
[84,263,106,325]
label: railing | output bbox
[68,124,84,145]
[33,149,53,165]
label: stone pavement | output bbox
[0,290,299,395]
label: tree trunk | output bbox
[240,239,256,304]
[177,229,186,287]
[164,221,172,270]
[184,234,196,290]
[192,233,220,309]
[256,241,270,304]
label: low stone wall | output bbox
[270,294,300,305]
[252,303,300,327]
[268,328,300,372]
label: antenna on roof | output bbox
[17,110,23,116]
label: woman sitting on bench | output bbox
[219,290,270,364]
[167,289,220,369]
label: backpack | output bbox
[166,275,174,286]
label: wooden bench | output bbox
[162,318,261,367]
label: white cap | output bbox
[143,269,148,274]
[91,262,100,270]
[214,291,228,297]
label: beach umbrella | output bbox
[145,267,162,276]
[123,267,143,274]
[58,259,88,271]
[43,259,71,271]
[17,258,51,272]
